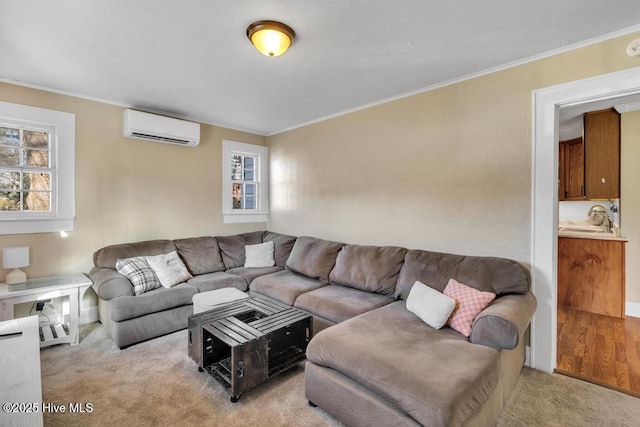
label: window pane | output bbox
[24,191,50,211]
[243,156,255,180]
[0,147,20,166]
[245,184,256,196]
[0,171,20,190]
[24,150,49,168]
[0,127,20,146]
[0,191,21,211]
[232,183,242,209]
[231,155,242,180]
[23,171,51,192]
[23,130,49,150]
[233,196,242,209]
[245,196,256,209]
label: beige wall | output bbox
[622,111,640,303]
[0,82,266,296]
[3,32,639,311]
[267,32,640,266]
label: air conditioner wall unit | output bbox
[123,109,200,147]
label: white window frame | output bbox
[222,140,269,223]
[0,101,75,234]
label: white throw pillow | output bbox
[406,280,456,329]
[244,241,275,268]
[146,251,193,288]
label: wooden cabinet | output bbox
[584,108,620,199]
[558,108,620,201]
[558,237,625,318]
[559,137,584,200]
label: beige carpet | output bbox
[40,323,640,426]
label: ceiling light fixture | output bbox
[246,20,295,57]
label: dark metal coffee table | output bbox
[188,296,312,402]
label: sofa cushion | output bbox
[285,236,343,284]
[115,256,161,296]
[306,301,500,427]
[109,283,198,322]
[174,236,225,275]
[406,281,455,329]
[395,249,529,300]
[146,251,193,288]
[186,271,249,293]
[226,266,282,284]
[294,285,395,324]
[93,240,177,269]
[329,244,407,295]
[250,269,327,305]
[263,231,297,267]
[216,231,264,269]
[244,241,275,268]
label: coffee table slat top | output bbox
[222,316,263,339]
[244,297,290,314]
[190,297,288,326]
[206,322,251,346]
[250,309,312,333]
[192,304,256,324]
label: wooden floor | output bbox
[557,306,640,397]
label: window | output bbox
[0,101,75,234]
[0,124,53,212]
[222,140,268,223]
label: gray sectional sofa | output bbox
[89,230,536,426]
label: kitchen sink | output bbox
[558,225,610,233]
[558,220,619,237]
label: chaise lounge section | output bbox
[305,249,536,426]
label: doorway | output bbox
[530,66,640,373]
[555,103,640,396]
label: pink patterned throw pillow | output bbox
[443,278,496,337]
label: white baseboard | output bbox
[626,302,640,318]
[81,306,99,325]
[525,345,531,367]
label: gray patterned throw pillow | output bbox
[116,256,162,296]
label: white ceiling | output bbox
[1,1,640,136]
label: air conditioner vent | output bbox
[130,132,192,145]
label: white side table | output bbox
[0,273,92,348]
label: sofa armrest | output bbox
[89,267,134,300]
[469,291,537,350]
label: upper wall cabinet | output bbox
[559,137,584,200]
[584,108,620,200]
[559,108,620,201]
